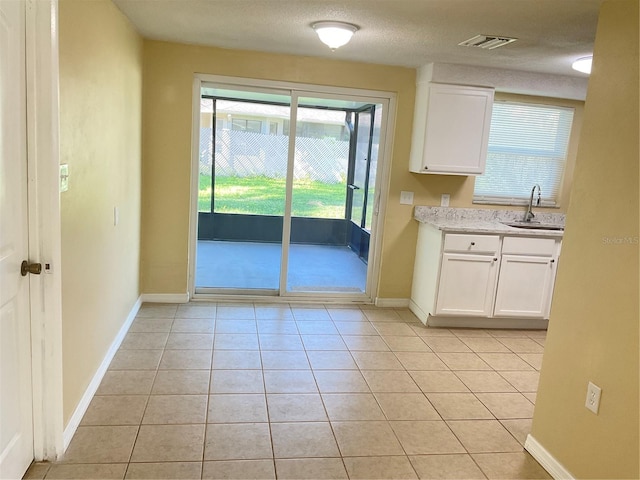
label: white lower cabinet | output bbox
[410,224,561,326]
[494,255,557,319]
[435,253,499,317]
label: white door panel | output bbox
[0,0,34,478]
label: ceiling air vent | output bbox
[458,34,517,50]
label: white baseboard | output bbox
[409,300,429,325]
[427,315,548,330]
[408,301,549,330]
[375,298,410,308]
[140,293,190,304]
[525,434,575,480]
[62,296,142,450]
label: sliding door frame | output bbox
[188,74,397,304]
[278,92,298,295]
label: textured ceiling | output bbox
[112,0,603,77]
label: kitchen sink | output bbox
[502,221,565,231]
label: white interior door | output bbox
[0,1,35,478]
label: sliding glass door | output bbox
[196,90,290,291]
[286,97,379,294]
[193,82,389,299]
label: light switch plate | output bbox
[400,191,414,205]
[59,164,69,192]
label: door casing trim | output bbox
[25,0,64,461]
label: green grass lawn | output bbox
[199,175,348,218]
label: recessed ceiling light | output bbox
[572,56,592,74]
[312,21,359,50]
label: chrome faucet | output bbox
[523,184,541,222]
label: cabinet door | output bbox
[435,253,499,317]
[494,255,557,319]
[411,84,494,175]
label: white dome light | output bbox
[312,21,359,50]
[572,56,593,74]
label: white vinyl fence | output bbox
[200,128,349,183]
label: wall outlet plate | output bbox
[585,381,602,414]
[441,194,450,207]
[400,191,414,205]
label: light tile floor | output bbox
[25,303,551,480]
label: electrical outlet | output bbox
[585,381,602,414]
[441,194,450,207]
[400,191,414,205]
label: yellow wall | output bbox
[59,0,143,424]
[141,41,417,297]
[141,41,582,299]
[530,1,639,478]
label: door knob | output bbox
[21,261,42,276]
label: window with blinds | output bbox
[474,102,575,206]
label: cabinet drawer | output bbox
[443,234,500,254]
[502,236,557,256]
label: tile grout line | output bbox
[201,313,216,480]
[121,311,175,477]
[255,315,278,479]
[300,324,349,479]
[328,306,443,473]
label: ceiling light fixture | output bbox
[572,56,593,74]
[312,21,359,50]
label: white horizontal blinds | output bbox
[474,102,575,205]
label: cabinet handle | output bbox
[470,242,475,246]
[550,259,555,263]
[493,257,498,262]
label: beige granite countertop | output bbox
[414,206,565,238]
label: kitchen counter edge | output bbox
[414,206,565,239]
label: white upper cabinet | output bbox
[410,83,494,175]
